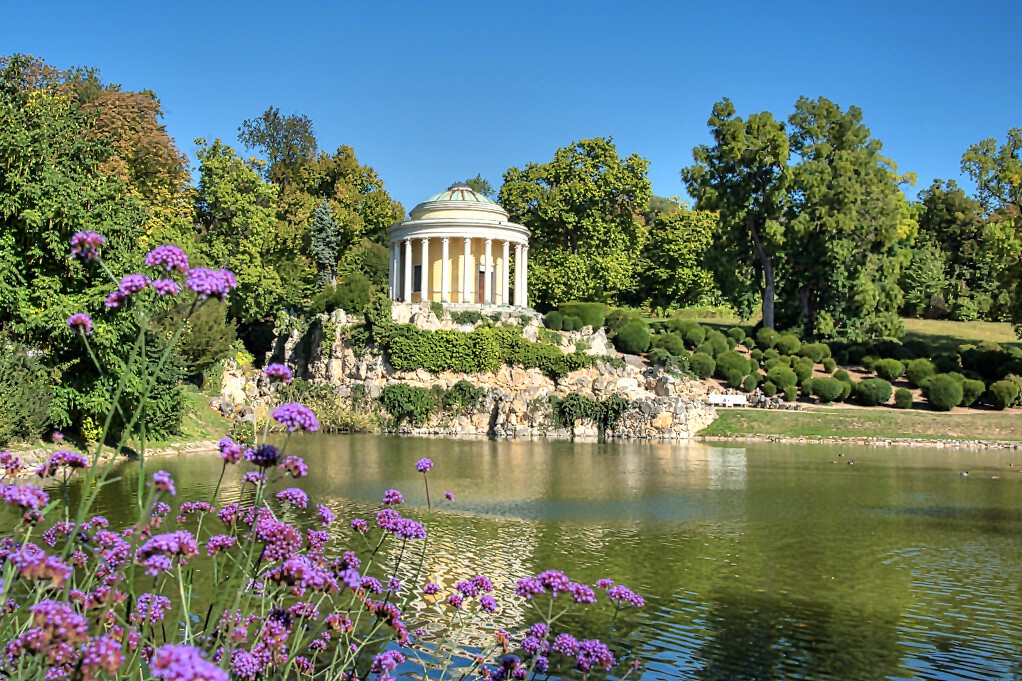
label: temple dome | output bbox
[408,183,508,221]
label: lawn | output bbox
[901,317,1020,354]
[699,406,1022,441]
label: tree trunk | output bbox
[748,216,775,329]
[799,284,814,337]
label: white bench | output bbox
[708,394,748,407]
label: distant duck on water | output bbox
[960,471,969,477]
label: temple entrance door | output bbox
[477,271,486,304]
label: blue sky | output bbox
[3,1,1019,210]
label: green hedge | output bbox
[922,374,963,411]
[905,358,936,387]
[960,379,986,408]
[873,358,905,382]
[988,380,1020,410]
[812,376,844,403]
[558,302,607,329]
[755,327,779,350]
[894,387,913,409]
[855,378,892,406]
[612,319,652,354]
[545,311,565,330]
[775,334,801,355]
[766,366,798,389]
[690,352,716,379]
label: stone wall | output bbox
[215,305,717,441]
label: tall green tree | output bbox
[238,106,317,189]
[785,96,908,339]
[635,208,717,312]
[962,128,1022,332]
[310,199,343,288]
[461,173,495,198]
[500,137,651,307]
[194,138,314,323]
[681,99,789,327]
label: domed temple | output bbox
[387,184,530,308]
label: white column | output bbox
[388,243,396,300]
[514,243,523,306]
[521,246,528,308]
[403,238,413,302]
[440,238,450,302]
[462,237,472,303]
[483,238,493,305]
[501,240,510,306]
[420,238,430,303]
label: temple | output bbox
[387,184,530,308]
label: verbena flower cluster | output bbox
[0,237,645,680]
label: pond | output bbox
[81,435,1022,680]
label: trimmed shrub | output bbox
[690,352,716,379]
[766,366,798,389]
[932,353,961,374]
[755,327,779,350]
[379,383,440,425]
[762,381,778,397]
[741,374,758,393]
[800,377,814,396]
[923,374,964,411]
[612,319,652,354]
[604,309,636,332]
[562,315,584,332]
[894,387,913,409]
[544,311,564,331]
[822,357,837,373]
[987,380,1020,410]
[652,332,686,357]
[775,334,801,355]
[744,337,756,350]
[873,358,905,383]
[861,355,878,371]
[706,329,729,356]
[715,350,750,379]
[762,348,780,361]
[799,342,830,363]
[793,357,814,383]
[960,379,986,408]
[750,349,764,362]
[727,327,746,343]
[838,380,853,401]
[723,368,745,389]
[813,377,844,403]
[559,302,607,329]
[695,341,715,357]
[905,358,936,387]
[782,385,797,402]
[855,378,893,406]
[833,368,851,382]
[674,321,706,348]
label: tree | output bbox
[899,238,948,318]
[500,137,651,307]
[635,208,717,311]
[681,99,789,327]
[310,199,343,288]
[462,173,495,198]
[961,128,1022,333]
[238,106,317,189]
[785,96,907,339]
[194,138,313,323]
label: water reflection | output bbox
[71,435,1022,680]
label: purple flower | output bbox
[278,456,308,478]
[120,274,150,294]
[0,450,25,477]
[81,634,124,677]
[185,268,237,301]
[270,403,320,432]
[316,505,334,527]
[607,584,645,608]
[70,230,105,262]
[135,531,198,576]
[206,534,237,555]
[570,582,597,604]
[153,278,181,296]
[131,593,171,625]
[151,470,175,495]
[67,313,93,335]
[415,458,434,473]
[241,471,266,486]
[575,639,616,672]
[350,518,368,533]
[105,290,126,308]
[150,644,228,681]
[275,488,309,509]
[145,245,189,272]
[480,594,498,613]
[371,650,405,674]
[1,483,49,511]
[595,578,615,589]
[382,489,404,506]
[361,576,383,593]
[444,490,454,501]
[217,437,243,464]
[263,363,292,383]
[243,444,280,468]
[423,582,440,595]
[36,450,90,478]
[447,593,464,609]
[387,577,402,593]
[553,633,580,656]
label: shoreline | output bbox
[697,434,1022,449]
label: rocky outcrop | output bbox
[217,305,718,441]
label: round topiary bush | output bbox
[727,327,746,343]
[987,380,1020,410]
[923,374,963,411]
[544,311,564,331]
[695,341,715,357]
[861,355,878,372]
[905,358,936,387]
[750,349,764,362]
[766,366,798,389]
[706,329,729,356]
[689,352,716,379]
[558,302,607,329]
[762,381,777,397]
[755,327,779,350]
[855,378,893,406]
[715,350,750,379]
[723,368,745,389]
[653,332,686,357]
[894,387,913,409]
[799,342,830,363]
[813,376,844,403]
[562,315,584,332]
[822,357,837,373]
[612,318,652,354]
[782,385,798,402]
[960,379,986,407]
[838,379,853,401]
[604,309,636,332]
[793,357,814,383]
[744,337,756,350]
[676,321,706,348]
[775,334,801,355]
[800,377,814,397]
[741,374,758,392]
[873,358,905,383]
[762,348,780,361]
